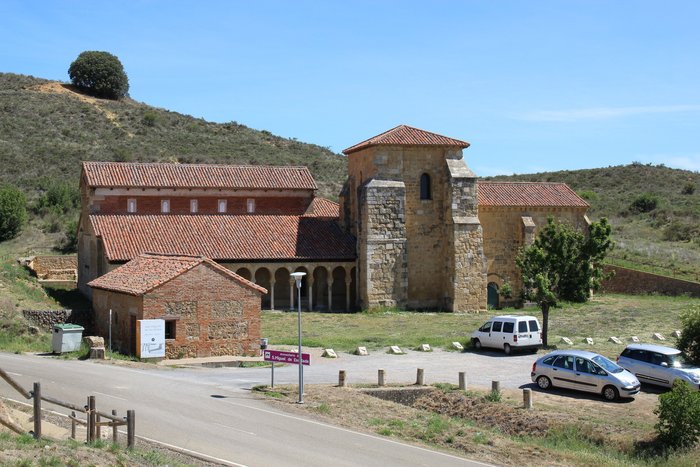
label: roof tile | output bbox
[343,125,470,154]
[478,182,589,207]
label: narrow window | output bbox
[161,199,170,213]
[190,199,198,213]
[217,199,227,213]
[420,173,431,200]
[164,320,176,339]
[127,198,137,213]
[247,198,255,214]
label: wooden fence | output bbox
[0,367,135,447]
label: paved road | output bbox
[0,352,496,467]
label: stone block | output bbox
[89,347,105,359]
[629,336,640,343]
[652,333,665,341]
[84,336,104,348]
[608,337,622,344]
[672,330,681,338]
[388,345,404,355]
[452,341,464,351]
[584,337,594,345]
[355,346,369,356]
[559,337,573,345]
[419,344,431,352]
[322,349,337,358]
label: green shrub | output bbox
[68,51,129,100]
[0,184,28,241]
[663,221,698,242]
[678,305,700,366]
[681,182,696,195]
[34,180,79,215]
[654,379,700,451]
[630,193,659,213]
[142,112,157,127]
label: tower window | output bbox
[190,199,198,213]
[127,198,137,213]
[161,199,170,213]
[217,199,227,213]
[420,173,431,200]
[247,198,255,214]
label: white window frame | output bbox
[161,199,170,213]
[247,198,255,214]
[190,199,198,213]
[127,198,137,213]
[217,199,227,213]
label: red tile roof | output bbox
[343,125,470,154]
[303,198,340,217]
[478,182,589,208]
[82,162,317,190]
[88,253,267,296]
[89,215,356,262]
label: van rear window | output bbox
[503,322,514,333]
[518,321,528,332]
[529,320,539,332]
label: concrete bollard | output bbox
[523,388,533,409]
[416,368,425,386]
[338,370,346,387]
[458,372,466,390]
[378,369,385,387]
[492,381,500,393]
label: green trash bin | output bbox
[52,324,84,354]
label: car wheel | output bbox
[602,385,619,401]
[473,339,482,351]
[503,343,512,355]
[536,376,551,390]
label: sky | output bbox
[2,0,700,175]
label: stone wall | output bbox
[28,255,77,281]
[22,309,71,331]
[362,387,435,405]
[601,265,700,298]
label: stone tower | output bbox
[341,125,487,311]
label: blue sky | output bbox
[2,0,699,175]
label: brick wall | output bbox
[601,265,700,298]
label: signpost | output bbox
[263,350,310,389]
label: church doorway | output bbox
[487,282,500,309]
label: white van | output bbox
[471,315,542,355]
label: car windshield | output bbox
[667,352,693,368]
[592,355,624,373]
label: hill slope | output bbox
[0,73,346,199]
[486,164,700,280]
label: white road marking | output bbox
[7,372,22,377]
[93,391,128,401]
[222,399,493,466]
[213,422,256,436]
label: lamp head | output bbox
[290,271,306,288]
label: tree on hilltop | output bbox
[68,51,129,99]
[516,217,613,347]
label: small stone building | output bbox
[88,253,267,358]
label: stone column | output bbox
[289,279,295,310]
[345,277,352,312]
[327,281,333,312]
[269,278,276,311]
[307,277,314,311]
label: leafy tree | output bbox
[0,184,28,241]
[68,51,129,99]
[34,179,79,215]
[655,379,700,451]
[516,217,613,346]
[630,193,659,213]
[678,305,700,366]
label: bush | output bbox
[678,305,700,366]
[663,221,698,242]
[0,184,27,241]
[68,51,129,99]
[654,379,700,451]
[682,182,696,195]
[630,193,659,213]
[34,180,79,215]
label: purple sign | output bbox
[263,349,310,365]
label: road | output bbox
[0,351,507,467]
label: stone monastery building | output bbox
[78,125,589,317]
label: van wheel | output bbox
[602,385,619,401]
[503,344,512,355]
[473,339,482,351]
[536,376,551,390]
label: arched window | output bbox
[420,173,431,200]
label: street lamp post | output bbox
[290,271,306,404]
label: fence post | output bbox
[416,368,424,386]
[32,382,41,439]
[458,372,466,390]
[71,411,76,439]
[88,396,96,443]
[112,409,118,444]
[96,412,101,440]
[127,410,135,449]
[378,369,385,387]
[523,388,533,409]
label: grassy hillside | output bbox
[486,164,700,281]
[0,72,346,200]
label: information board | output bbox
[136,319,165,358]
[263,349,310,365]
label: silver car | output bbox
[531,350,641,401]
[617,343,700,390]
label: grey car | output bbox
[617,343,700,390]
[531,350,641,401]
